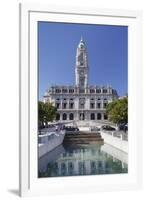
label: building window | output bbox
[56,113,60,121]
[79,161,85,174]
[69,89,74,93]
[98,161,102,168]
[103,89,107,93]
[69,113,74,120]
[97,113,101,120]
[69,103,74,109]
[63,103,67,109]
[56,89,61,93]
[90,89,95,93]
[68,162,74,174]
[90,103,95,109]
[62,89,68,93]
[63,113,67,120]
[97,103,101,108]
[104,103,107,108]
[80,113,85,120]
[61,163,66,175]
[96,89,101,93]
[91,161,96,174]
[56,103,60,109]
[91,113,95,120]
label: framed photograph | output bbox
[19,3,142,197]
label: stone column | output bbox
[60,98,63,109]
[101,100,104,109]
[101,113,104,121]
[74,97,78,110]
[67,113,69,121]
[60,113,62,121]
[85,111,88,120]
[77,112,79,121]
[68,98,70,109]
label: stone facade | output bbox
[43,38,118,122]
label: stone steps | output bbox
[63,141,104,145]
[65,132,101,136]
[63,131,104,144]
[64,138,103,141]
[65,135,102,138]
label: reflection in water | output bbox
[38,144,128,178]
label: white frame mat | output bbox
[19,3,143,197]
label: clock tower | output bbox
[75,37,89,88]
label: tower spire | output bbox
[78,36,85,48]
[75,38,88,88]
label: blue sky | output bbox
[38,22,128,100]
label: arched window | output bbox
[69,113,74,120]
[104,103,107,108]
[56,89,61,93]
[97,103,101,108]
[80,113,85,120]
[97,113,101,120]
[61,163,66,175]
[96,89,101,93]
[90,89,95,93]
[91,113,95,120]
[61,163,66,170]
[62,89,68,93]
[91,161,96,174]
[68,162,74,171]
[69,89,74,93]
[103,89,107,93]
[63,113,67,120]
[56,113,60,121]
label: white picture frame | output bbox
[19,3,143,197]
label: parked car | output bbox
[101,125,116,131]
[90,127,100,132]
[118,123,128,132]
[65,126,79,133]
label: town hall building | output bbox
[43,37,118,122]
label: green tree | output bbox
[38,101,57,127]
[38,101,46,127]
[106,97,128,124]
[44,102,57,122]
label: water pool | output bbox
[38,143,128,178]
